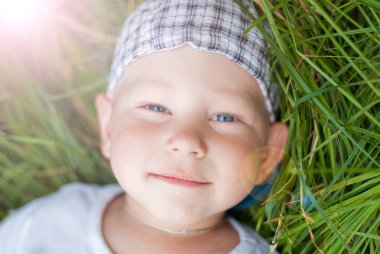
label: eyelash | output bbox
[142,104,239,123]
[210,113,238,122]
[144,104,169,113]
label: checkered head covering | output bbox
[107,0,278,122]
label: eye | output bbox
[211,113,238,122]
[144,104,169,113]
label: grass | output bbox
[1,0,379,253]
[0,0,126,216]
[239,0,380,253]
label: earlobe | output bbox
[255,122,289,184]
[95,93,112,158]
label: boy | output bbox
[0,0,288,253]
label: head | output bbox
[95,0,288,227]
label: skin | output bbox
[95,45,288,253]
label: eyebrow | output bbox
[126,78,258,109]
[214,88,254,102]
[128,79,171,90]
[212,87,261,113]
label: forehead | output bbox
[113,45,269,120]
[118,46,261,95]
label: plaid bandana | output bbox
[107,0,278,122]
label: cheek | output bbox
[109,125,158,180]
[238,145,268,194]
[214,135,258,173]
[212,137,260,201]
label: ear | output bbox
[255,122,288,184]
[95,93,112,158]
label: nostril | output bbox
[165,132,207,158]
[167,143,206,158]
[192,151,201,158]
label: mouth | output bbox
[149,173,210,187]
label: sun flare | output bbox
[0,0,51,34]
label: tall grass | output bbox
[0,0,379,253]
[0,0,128,217]
[238,0,380,253]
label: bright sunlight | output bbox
[0,0,51,34]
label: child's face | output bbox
[96,45,285,227]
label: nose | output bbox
[165,124,208,159]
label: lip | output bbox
[150,173,210,187]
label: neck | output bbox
[123,204,226,237]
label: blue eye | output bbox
[145,104,168,113]
[213,113,237,122]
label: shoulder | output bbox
[228,217,278,254]
[42,182,122,210]
[0,183,122,253]
[5,183,121,221]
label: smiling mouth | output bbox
[150,173,210,187]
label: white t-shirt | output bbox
[0,183,277,254]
